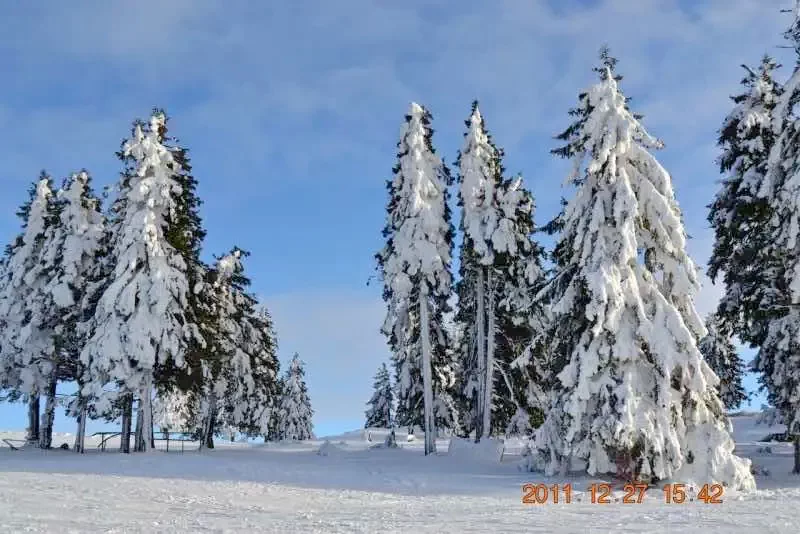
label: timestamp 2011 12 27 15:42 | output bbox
[521,483,724,505]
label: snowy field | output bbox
[0,415,798,533]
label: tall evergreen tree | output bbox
[753,4,800,474]
[698,315,749,410]
[533,50,754,489]
[454,102,503,441]
[0,176,57,445]
[280,353,314,441]
[37,171,106,450]
[365,363,394,428]
[80,111,205,453]
[492,176,548,436]
[376,103,456,455]
[454,103,547,439]
[708,56,781,346]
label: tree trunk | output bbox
[26,395,40,443]
[120,393,133,453]
[136,379,154,452]
[794,435,800,475]
[474,267,486,442]
[39,371,58,449]
[150,399,156,450]
[134,398,144,451]
[74,399,87,454]
[483,269,495,440]
[420,284,436,456]
[201,394,217,450]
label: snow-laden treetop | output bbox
[216,248,243,282]
[47,171,105,309]
[121,113,185,261]
[382,102,452,300]
[5,178,53,290]
[560,66,704,341]
[459,104,501,265]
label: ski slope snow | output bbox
[0,414,797,533]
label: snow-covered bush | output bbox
[447,437,504,464]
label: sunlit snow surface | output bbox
[0,414,797,533]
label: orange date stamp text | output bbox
[521,483,724,504]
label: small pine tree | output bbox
[698,315,749,410]
[365,363,393,428]
[280,354,314,441]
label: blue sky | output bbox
[0,0,791,437]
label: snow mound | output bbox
[317,440,346,457]
[447,437,504,463]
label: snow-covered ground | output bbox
[0,415,797,533]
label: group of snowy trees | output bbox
[0,110,313,452]
[154,352,314,445]
[373,101,547,456]
[708,3,800,474]
[373,44,767,487]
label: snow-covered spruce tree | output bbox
[37,171,107,452]
[246,306,280,436]
[454,103,547,439]
[0,172,103,449]
[146,112,210,450]
[376,103,457,454]
[492,176,549,436]
[708,56,781,347]
[197,249,279,449]
[280,353,314,441]
[753,4,800,475]
[698,315,749,410]
[532,50,754,489]
[365,362,394,428]
[81,111,205,453]
[454,102,501,441]
[0,175,57,445]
